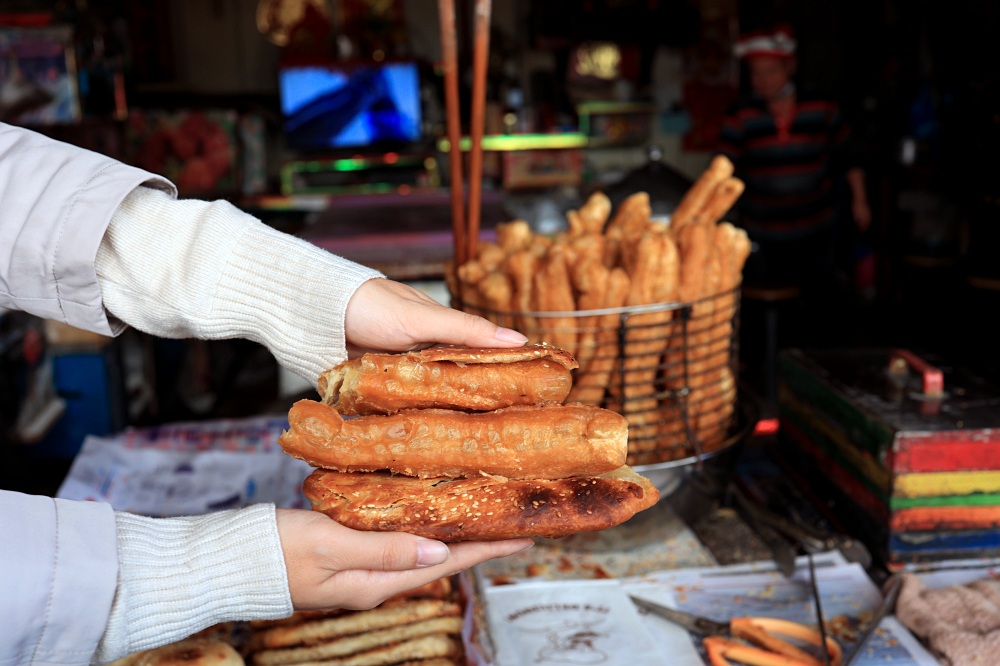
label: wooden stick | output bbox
[466,0,491,264]
[438,0,465,266]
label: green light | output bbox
[437,133,589,152]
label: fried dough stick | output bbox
[532,246,578,356]
[504,249,538,338]
[694,222,751,450]
[570,256,609,375]
[476,270,513,327]
[669,154,733,233]
[567,267,631,406]
[613,229,680,447]
[603,192,652,271]
[659,172,744,457]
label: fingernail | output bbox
[417,539,450,567]
[495,327,528,344]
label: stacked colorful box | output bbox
[775,348,1000,568]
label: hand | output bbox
[344,278,527,356]
[846,167,872,234]
[852,197,872,233]
[276,509,533,610]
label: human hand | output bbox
[853,197,872,233]
[276,508,533,610]
[344,278,527,356]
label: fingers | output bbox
[345,278,527,354]
[428,539,535,575]
[327,530,452,572]
[328,539,535,610]
[276,509,533,611]
[315,521,532,574]
[408,305,526,350]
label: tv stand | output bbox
[281,150,439,195]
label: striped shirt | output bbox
[718,90,860,236]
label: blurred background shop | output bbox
[2,0,999,500]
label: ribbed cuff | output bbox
[215,223,383,384]
[97,187,384,387]
[94,505,292,663]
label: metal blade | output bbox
[628,595,729,636]
[842,574,903,665]
[806,552,832,666]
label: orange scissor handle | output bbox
[704,617,842,666]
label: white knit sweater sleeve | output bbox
[94,505,292,663]
[95,186,384,384]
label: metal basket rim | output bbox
[632,387,759,473]
[459,284,741,319]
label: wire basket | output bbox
[458,286,741,466]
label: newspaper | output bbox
[472,551,939,665]
[484,579,667,666]
[56,415,313,515]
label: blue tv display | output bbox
[279,60,423,152]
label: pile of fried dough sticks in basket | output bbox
[447,155,752,466]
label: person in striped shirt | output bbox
[718,25,871,294]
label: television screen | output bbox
[279,61,423,152]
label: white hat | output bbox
[734,25,797,59]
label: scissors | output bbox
[629,594,843,666]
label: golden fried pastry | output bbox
[318,344,577,415]
[303,465,659,541]
[279,400,628,480]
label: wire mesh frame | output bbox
[459,286,742,466]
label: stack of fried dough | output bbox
[278,344,659,541]
[247,578,464,666]
[445,155,752,465]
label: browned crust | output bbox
[279,400,628,480]
[406,344,577,368]
[303,466,659,541]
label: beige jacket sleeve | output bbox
[0,122,174,333]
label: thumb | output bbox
[332,531,451,571]
[425,307,528,349]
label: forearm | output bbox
[95,505,292,663]
[847,166,867,204]
[96,187,384,384]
